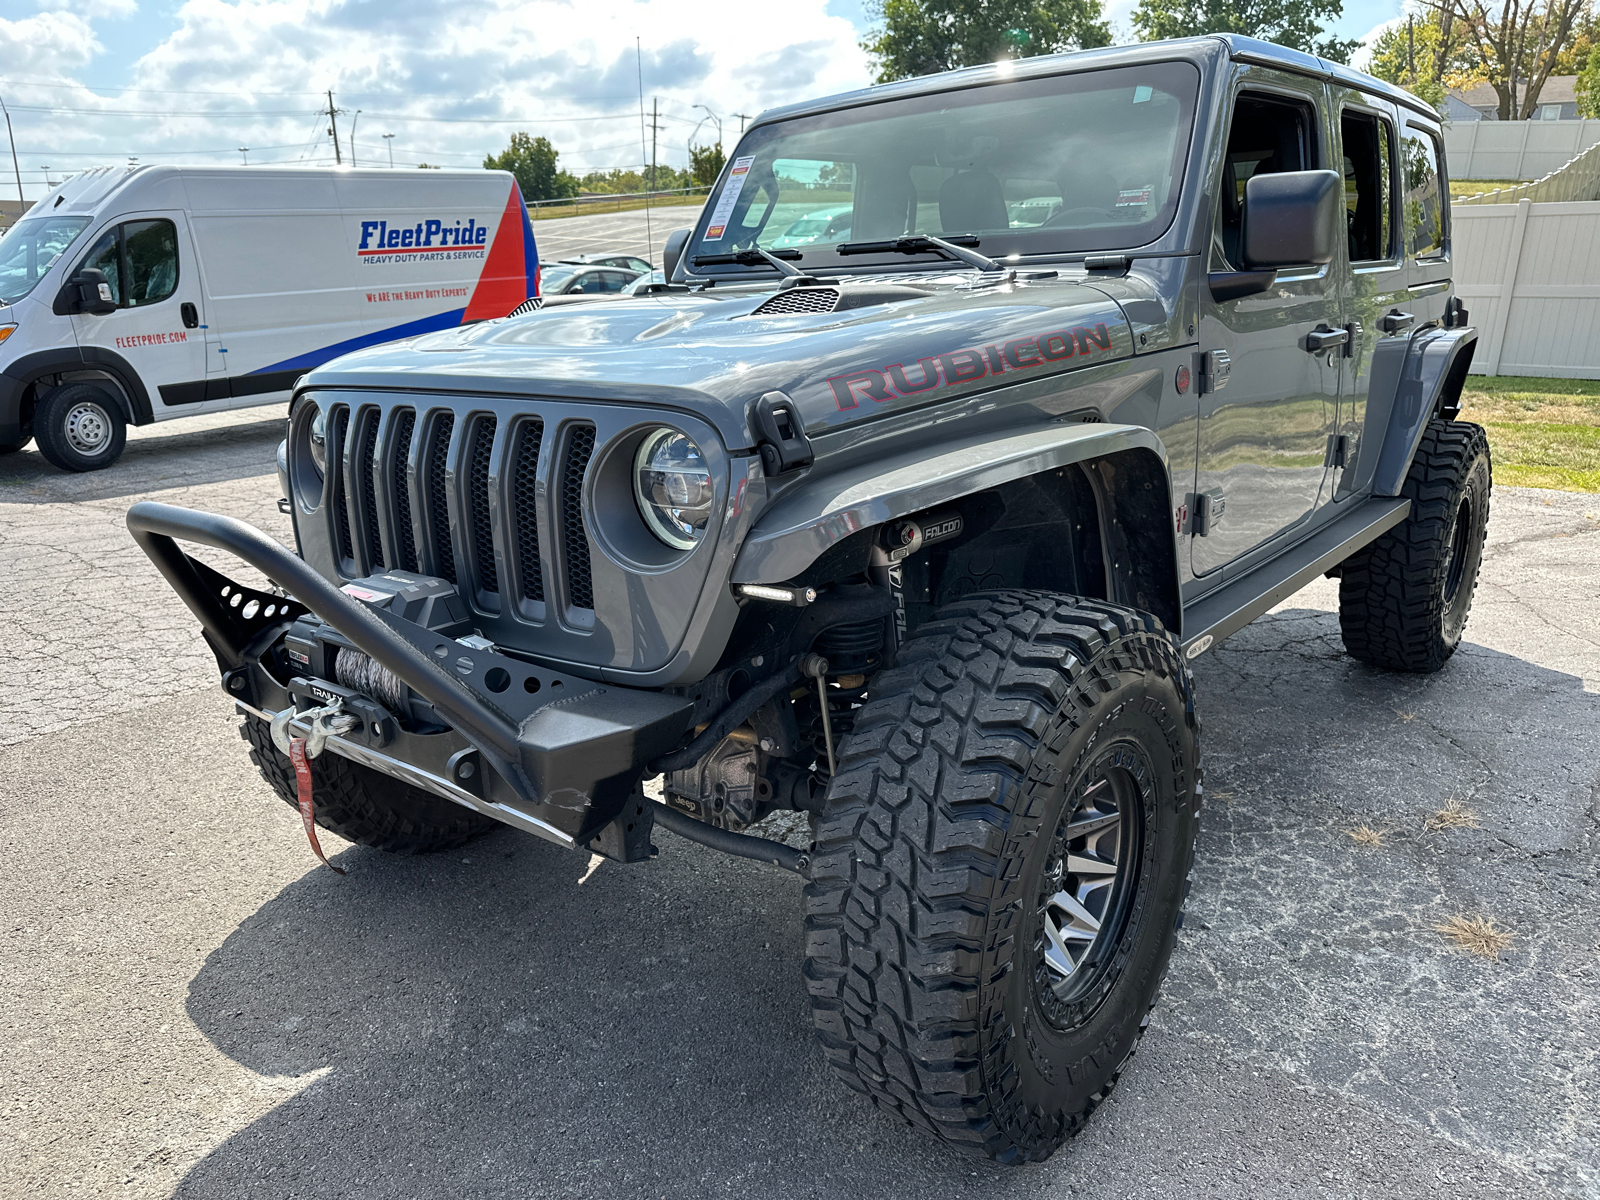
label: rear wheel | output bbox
[240,713,496,854]
[804,592,1201,1163]
[1339,420,1491,673]
[34,383,127,472]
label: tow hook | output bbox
[269,698,360,875]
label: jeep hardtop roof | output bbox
[749,35,1439,132]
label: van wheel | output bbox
[804,592,1201,1162]
[34,383,127,472]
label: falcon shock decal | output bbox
[825,322,1115,411]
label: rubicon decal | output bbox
[826,322,1115,411]
[358,218,491,259]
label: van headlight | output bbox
[634,428,712,550]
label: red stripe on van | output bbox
[463,187,531,322]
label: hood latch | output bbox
[751,392,814,476]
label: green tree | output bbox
[1366,9,1475,112]
[1131,0,1359,63]
[1434,0,1590,119]
[1126,0,1363,60]
[689,143,726,188]
[483,133,579,201]
[1579,44,1600,117]
[862,0,1111,83]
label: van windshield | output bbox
[0,215,91,305]
[687,60,1200,276]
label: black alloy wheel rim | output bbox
[1443,487,1475,606]
[1033,742,1150,1032]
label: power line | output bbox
[7,104,321,118]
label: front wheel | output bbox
[34,383,127,472]
[804,592,1202,1163]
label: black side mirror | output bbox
[52,268,118,317]
[662,228,691,282]
[1242,170,1341,269]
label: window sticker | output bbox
[1134,86,1153,103]
[1116,186,1155,207]
[703,156,756,241]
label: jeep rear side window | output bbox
[1402,127,1445,259]
[1342,110,1395,262]
[691,61,1201,271]
[1212,92,1317,271]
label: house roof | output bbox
[1448,75,1577,110]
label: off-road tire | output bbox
[34,383,127,472]
[803,592,1202,1163]
[1339,420,1491,673]
[240,713,496,854]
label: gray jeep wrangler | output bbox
[130,34,1488,1164]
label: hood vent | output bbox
[752,287,840,316]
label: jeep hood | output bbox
[303,272,1136,450]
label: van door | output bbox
[68,212,214,413]
[1192,77,1341,578]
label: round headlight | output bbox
[308,407,328,480]
[634,428,712,550]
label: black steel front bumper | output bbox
[126,501,695,850]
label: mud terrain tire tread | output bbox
[1339,420,1491,673]
[802,591,1202,1163]
[240,713,496,854]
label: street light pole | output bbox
[238,146,249,166]
[350,110,361,167]
[0,94,23,207]
[383,133,395,168]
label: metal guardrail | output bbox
[526,185,711,215]
[1455,139,1600,205]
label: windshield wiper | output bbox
[689,247,804,276]
[836,234,1003,273]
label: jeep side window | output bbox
[1402,127,1445,259]
[1211,93,1317,271]
[1341,110,1395,262]
[73,218,180,308]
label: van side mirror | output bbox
[662,229,691,282]
[52,268,118,317]
[1242,170,1341,269]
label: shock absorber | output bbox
[801,609,886,780]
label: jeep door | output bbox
[1192,73,1340,578]
[1330,92,1408,499]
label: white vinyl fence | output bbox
[1443,120,1600,180]
[1453,199,1600,378]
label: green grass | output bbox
[1459,375,1600,492]
[1448,179,1528,197]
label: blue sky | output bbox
[2,0,1406,200]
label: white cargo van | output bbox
[0,165,538,470]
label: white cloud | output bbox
[0,11,102,77]
[1349,16,1404,70]
[36,0,139,19]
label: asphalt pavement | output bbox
[1,403,1598,1199]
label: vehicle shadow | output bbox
[0,413,283,504]
[172,824,1014,1198]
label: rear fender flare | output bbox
[731,422,1183,635]
[1362,326,1478,497]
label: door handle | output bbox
[180,302,199,329]
[1303,324,1349,353]
[1378,309,1416,334]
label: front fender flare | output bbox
[732,422,1181,631]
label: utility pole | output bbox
[326,89,343,165]
[383,133,395,167]
[0,94,22,207]
[733,112,753,134]
[649,97,662,193]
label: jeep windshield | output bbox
[0,215,92,306]
[687,61,1199,277]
